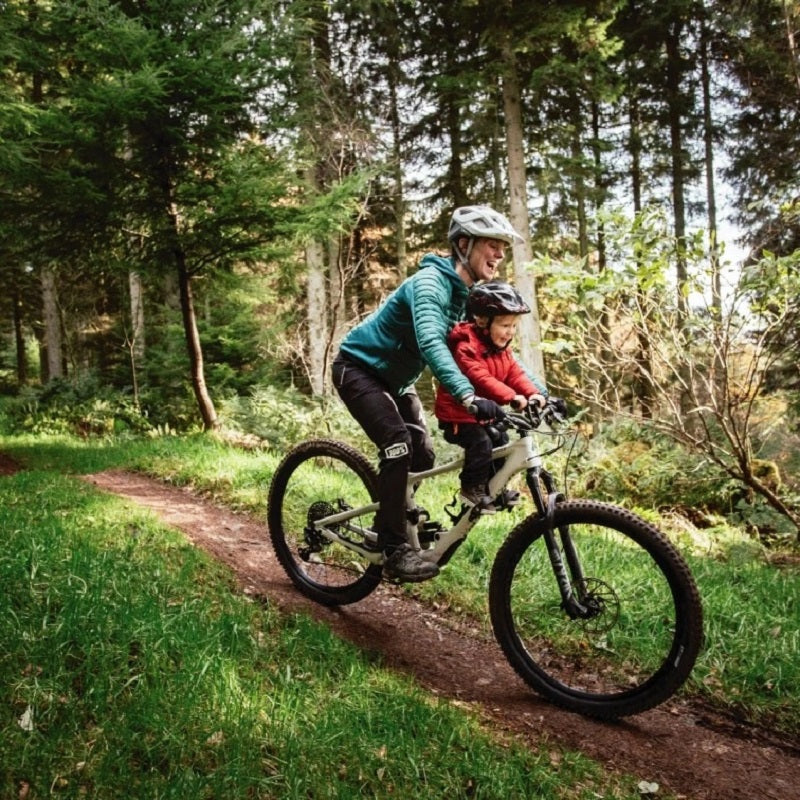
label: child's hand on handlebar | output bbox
[528,393,547,410]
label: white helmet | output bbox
[448,205,524,246]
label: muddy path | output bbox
[3,451,797,800]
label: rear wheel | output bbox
[489,500,703,718]
[268,439,382,606]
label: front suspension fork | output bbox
[525,466,592,620]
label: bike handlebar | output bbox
[496,397,568,433]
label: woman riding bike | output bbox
[332,205,522,582]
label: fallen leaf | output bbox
[18,706,34,732]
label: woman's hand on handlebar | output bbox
[468,396,505,421]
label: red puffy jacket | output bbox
[434,321,540,425]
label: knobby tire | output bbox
[267,439,383,606]
[489,500,703,719]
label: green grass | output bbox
[0,438,654,799]
[690,553,799,732]
[2,428,799,739]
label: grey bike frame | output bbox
[310,426,545,565]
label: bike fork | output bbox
[525,466,592,620]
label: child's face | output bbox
[487,314,518,349]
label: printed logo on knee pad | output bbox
[383,442,410,459]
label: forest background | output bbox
[1,0,800,544]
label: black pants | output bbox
[332,353,435,550]
[440,421,508,488]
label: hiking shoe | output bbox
[460,485,496,514]
[383,543,439,583]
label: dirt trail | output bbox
[4,454,798,799]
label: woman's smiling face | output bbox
[467,237,507,283]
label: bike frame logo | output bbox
[384,442,409,459]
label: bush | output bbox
[4,374,153,437]
[572,418,733,514]
[218,384,373,451]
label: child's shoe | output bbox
[460,485,496,514]
[496,489,522,508]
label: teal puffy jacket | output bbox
[339,254,474,400]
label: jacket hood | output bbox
[450,321,504,354]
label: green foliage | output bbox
[570,419,723,510]
[4,375,152,437]
[569,415,800,537]
[219,385,373,452]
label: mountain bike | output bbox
[267,399,703,719]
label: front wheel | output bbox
[489,500,703,718]
[268,439,383,606]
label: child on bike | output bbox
[435,281,545,514]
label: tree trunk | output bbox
[666,20,689,324]
[666,18,694,420]
[11,283,27,386]
[591,100,607,276]
[128,270,145,407]
[591,98,613,409]
[305,158,330,396]
[491,109,506,275]
[176,256,218,430]
[128,270,145,358]
[445,97,468,207]
[628,81,654,418]
[329,234,348,355]
[571,97,589,261]
[500,32,545,382]
[783,0,800,96]
[700,8,725,401]
[40,265,63,381]
[388,60,407,278]
[305,241,328,395]
[299,1,335,397]
[325,234,342,392]
[700,15,720,315]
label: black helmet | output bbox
[467,281,530,318]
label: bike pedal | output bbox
[418,520,444,545]
[407,505,430,525]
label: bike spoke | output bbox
[514,525,677,692]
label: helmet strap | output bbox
[454,237,479,284]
